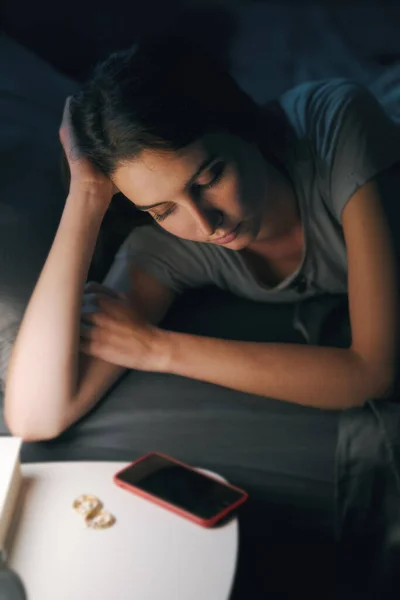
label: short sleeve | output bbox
[305,79,400,222]
[103,224,213,295]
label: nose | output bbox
[188,203,223,237]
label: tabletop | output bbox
[7,461,239,600]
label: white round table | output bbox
[7,462,238,600]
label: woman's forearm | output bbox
[5,188,109,438]
[161,332,387,409]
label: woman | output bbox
[4,36,400,442]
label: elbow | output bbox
[344,349,396,408]
[4,376,71,441]
[354,380,395,409]
[6,421,64,442]
[369,368,396,401]
[4,409,66,442]
[350,355,396,408]
[365,353,397,401]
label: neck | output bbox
[253,160,301,243]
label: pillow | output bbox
[0,35,78,432]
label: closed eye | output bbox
[194,160,226,190]
[152,204,176,223]
[152,159,226,223]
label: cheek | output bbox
[211,167,245,215]
[155,212,200,241]
[220,179,242,211]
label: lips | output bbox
[212,222,241,245]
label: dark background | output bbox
[4,0,400,282]
[2,1,400,86]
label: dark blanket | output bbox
[298,293,400,597]
[336,399,400,598]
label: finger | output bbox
[79,339,100,358]
[59,96,74,148]
[59,96,71,130]
[80,309,111,329]
[95,294,130,319]
[79,339,112,364]
[62,96,72,122]
[79,337,120,365]
[80,324,115,347]
[82,290,126,315]
[80,323,96,338]
[79,342,90,356]
[81,300,130,342]
[81,298,97,315]
[80,320,112,338]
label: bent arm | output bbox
[5,189,174,441]
[157,179,398,410]
[61,268,174,434]
[5,184,174,440]
[4,189,110,438]
[161,335,383,410]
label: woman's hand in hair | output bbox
[59,96,119,201]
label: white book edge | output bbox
[0,438,22,560]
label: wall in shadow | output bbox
[1,0,238,80]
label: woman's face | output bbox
[112,132,288,250]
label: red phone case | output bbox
[113,452,248,527]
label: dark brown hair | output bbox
[68,35,260,176]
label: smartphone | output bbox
[113,452,248,528]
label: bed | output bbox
[1,3,400,595]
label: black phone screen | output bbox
[115,454,245,520]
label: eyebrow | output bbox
[135,154,218,211]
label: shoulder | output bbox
[278,79,400,222]
[261,79,378,171]
[278,78,377,145]
[279,79,368,121]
